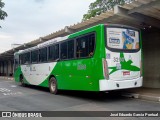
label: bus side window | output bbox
[48,45,55,61]
[39,47,47,62]
[20,52,30,64]
[76,36,88,58]
[31,50,38,63]
[48,44,59,61]
[88,34,95,57]
[14,54,19,71]
[54,44,59,60]
[25,52,30,64]
[20,54,24,64]
[76,33,95,58]
[68,40,74,59]
[60,42,68,60]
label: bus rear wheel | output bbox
[20,75,25,87]
[49,77,58,94]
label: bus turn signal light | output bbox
[103,59,109,80]
[140,61,143,77]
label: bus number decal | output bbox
[113,57,119,62]
[113,57,125,62]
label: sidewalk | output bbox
[122,87,160,102]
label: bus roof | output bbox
[17,35,69,54]
[16,24,139,55]
[16,24,103,55]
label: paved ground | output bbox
[122,87,160,102]
[0,79,160,120]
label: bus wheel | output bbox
[20,75,25,87]
[49,77,58,94]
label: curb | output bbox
[0,77,14,81]
[122,92,160,102]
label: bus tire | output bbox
[49,77,58,94]
[20,75,26,87]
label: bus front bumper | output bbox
[99,77,143,91]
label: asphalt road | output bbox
[0,79,160,120]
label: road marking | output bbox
[0,87,22,96]
[10,85,17,88]
[0,88,11,92]
[3,92,22,96]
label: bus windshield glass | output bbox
[106,27,140,50]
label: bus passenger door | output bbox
[73,34,95,91]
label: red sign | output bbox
[123,71,130,76]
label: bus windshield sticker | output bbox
[82,42,85,48]
[106,53,110,59]
[107,28,139,50]
[109,38,120,44]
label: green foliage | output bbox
[0,0,7,27]
[82,0,126,21]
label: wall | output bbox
[142,28,160,88]
[0,60,13,76]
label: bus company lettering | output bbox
[77,64,86,70]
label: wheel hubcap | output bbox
[51,81,56,92]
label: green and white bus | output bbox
[14,24,143,94]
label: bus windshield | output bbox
[106,27,140,50]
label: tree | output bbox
[82,0,126,21]
[0,0,7,27]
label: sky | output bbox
[0,0,94,53]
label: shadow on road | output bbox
[59,90,128,102]
[22,84,128,102]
